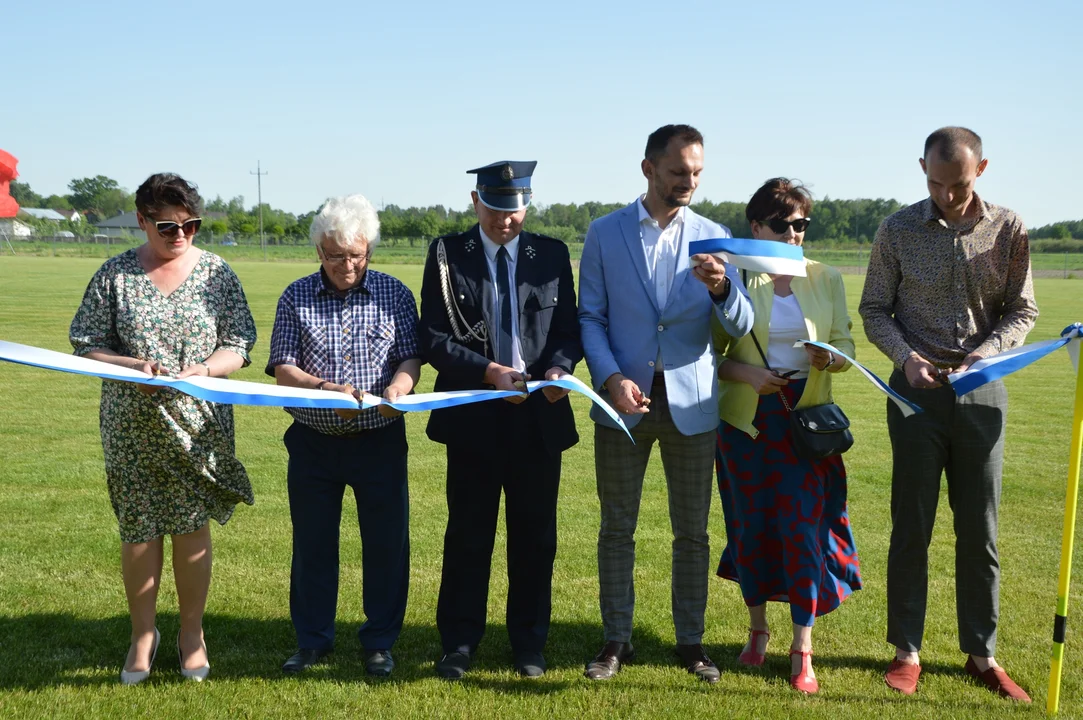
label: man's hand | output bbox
[327,382,363,419]
[952,352,983,375]
[744,367,791,395]
[690,253,728,296]
[604,373,650,415]
[378,383,408,418]
[485,363,530,404]
[904,354,943,389]
[135,360,166,396]
[541,367,571,403]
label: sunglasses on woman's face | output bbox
[764,217,811,234]
[153,217,202,237]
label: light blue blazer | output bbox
[578,201,754,435]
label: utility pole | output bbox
[250,161,269,261]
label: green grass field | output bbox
[0,255,1081,719]
[6,239,1083,275]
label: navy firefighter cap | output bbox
[466,160,536,212]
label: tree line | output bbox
[9,177,1083,247]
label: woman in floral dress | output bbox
[70,173,256,684]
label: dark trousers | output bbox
[436,428,562,655]
[885,371,1006,656]
[285,420,410,652]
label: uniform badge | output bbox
[525,244,536,260]
[501,165,514,181]
[465,238,476,252]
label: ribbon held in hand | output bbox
[797,339,924,417]
[948,323,1083,396]
[0,339,634,439]
[689,237,807,278]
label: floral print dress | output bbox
[70,249,257,543]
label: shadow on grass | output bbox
[0,613,1016,710]
[0,614,674,691]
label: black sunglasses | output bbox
[763,217,811,234]
[153,217,202,237]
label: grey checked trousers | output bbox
[594,381,716,645]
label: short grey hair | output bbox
[310,194,381,250]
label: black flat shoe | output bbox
[364,650,395,677]
[514,651,546,678]
[282,648,331,674]
[585,641,635,680]
[435,650,472,680]
[676,643,720,684]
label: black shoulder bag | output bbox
[743,271,853,460]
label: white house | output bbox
[54,209,82,223]
[0,218,32,237]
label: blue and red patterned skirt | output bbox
[715,379,862,626]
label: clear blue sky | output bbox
[4,0,1080,226]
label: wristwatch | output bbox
[823,353,836,370]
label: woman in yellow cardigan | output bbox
[713,179,862,694]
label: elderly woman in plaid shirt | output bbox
[267,194,421,679]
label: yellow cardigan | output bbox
[712,259,855,438]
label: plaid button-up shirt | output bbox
[267,267,419,434]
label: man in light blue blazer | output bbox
[578,124,753,684]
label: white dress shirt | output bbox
[637,196,685,309]
[479,228,526,372]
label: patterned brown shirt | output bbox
[859,195,1038,370]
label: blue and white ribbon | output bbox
[0,339,633,439]
[948,323,1082,397]
[689,237,807,278]
[798,340,924,417]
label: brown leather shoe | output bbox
[676,643,720,684]
[585,641,635,680]
[964,657,1031,703]
[884,658,921,695]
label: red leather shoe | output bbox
[790,650,819,694]
[884,658,921,695]
[964,657,1031,703]
[738,629,770,667]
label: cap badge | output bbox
[501,165,514,181]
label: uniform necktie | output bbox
[496,246,513,367]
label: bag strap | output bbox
[743,269,793,413]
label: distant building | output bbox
[53,209,82,223]
[18,208,67,221]
[95,211,145,240]
[0,218,32,237]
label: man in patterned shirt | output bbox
[267,194,421,679]
[860,127,1038,702]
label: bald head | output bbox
[924,126,983,163]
